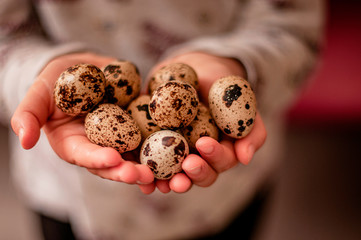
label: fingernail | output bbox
[245,145,255,165]
[19,128,24,142]
[199,144,214,155]
[188,165,202,175]
[136,179,153,185]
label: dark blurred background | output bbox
[254,0,361,239]
[1,0,360,239]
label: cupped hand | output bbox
[139,52,267,194]
[10,52,154,185]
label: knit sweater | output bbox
[0,0,324,239]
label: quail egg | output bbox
[140,130,189,180]
[148,62,199,95]
[181,103,219,150]
[103,60,141,107]
[127,95,161,140]
[208,76,257,139]
[149,81,199,130]
[85,103,141,153]
[54,63,105,116]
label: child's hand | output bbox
[139,52,267,194]
[10,52,154,185]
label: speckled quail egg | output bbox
[140,130,189,180]
[102,60,141,107]
[208,76,257,139]
[54,63,105,116]
[149,81,199,130]
[85,103,141,153]
[148,63,199,95]
[181,103,219,150]
[127,95,161,140]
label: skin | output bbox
[11,51,267,194]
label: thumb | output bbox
[11,77,53,149]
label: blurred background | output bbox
[1,0,360,239]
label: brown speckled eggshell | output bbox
[102,60,141,107]
[149,63,199,95]
[127,95,161,140]
[85,103,141,153]
[140,130,189,180]
[208,76,257,139]
[54,63,105,116]
[181,103,219,150]
[149,81,199,130]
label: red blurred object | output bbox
[287,0,361,126]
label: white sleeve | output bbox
[0,0,86,124]
[163,0,325,112]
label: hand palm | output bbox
[138,52,267,194]
[11,53,154,184]
[11,52,267,194]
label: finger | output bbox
[134,164,155,184]
[138,183,156,195]
[11,110,42,150]
[169,173,192,193]
[73,52,116,69]
[234,113,267,165]
[46,52,116,71]
[88,161,139,183]
[58,135,125,168]
[11,78,52,149]
[43,115,126,169]
[182,154,218,187]
[195,137,238,173]
[156,180,171,193]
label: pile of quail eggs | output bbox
[54,61,257,180]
